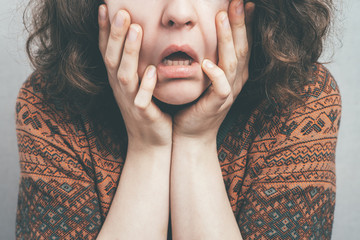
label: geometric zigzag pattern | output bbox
[238,186,335,240]
[15,63,341,239]
[16,177,101,240]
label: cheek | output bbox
[106,1,136,22]
[208,25,218,47]
[137,36,157,79]
[105,0,118,19]
[107,0,152,24]
[200,2,229,62]
[201,21,220,63]
[105,2,156,79]
[106,4,122,22]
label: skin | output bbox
[96,0,255,239]
[104,0,229,105]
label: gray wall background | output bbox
[1,0,359,239]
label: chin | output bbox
[153,79,210,105]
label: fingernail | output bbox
[128,25,139,42]
[221,13,230,29]
[115,12,124,27]
[99,6,106,21]
[204,59,215,69]
[146,66,156,78]
[236,1,244,15]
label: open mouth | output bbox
[162,51,194,66]
[157,45,199,79]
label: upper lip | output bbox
[160,45,199,63]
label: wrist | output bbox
[127,132,172,149]
[127,139,172,163]
[172,131,217,147]
[172,134,217,159]
[128,140,172,151]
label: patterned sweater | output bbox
[16,64,341,239]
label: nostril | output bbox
[167,20,192,27]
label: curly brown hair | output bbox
[23,0,334,116]
[248,0,334,107]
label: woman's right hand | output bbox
[98,5,172,149]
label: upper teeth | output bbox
[163,59,193,66]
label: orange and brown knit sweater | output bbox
[15,63,341,239]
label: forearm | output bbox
[170,137,242,240]
[97,143,171,240]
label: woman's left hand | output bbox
[173,0,255,141]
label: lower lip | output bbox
[157,62,199,79]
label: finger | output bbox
[201,59,232,111]
[104,10,130,75]
[117,24,143,95]
[245,2,256,55]
[134,66,157,110]
[134,66,164,121]
[216,11,237,83]
[228,0,255,94]
[98,4,110,58]
[228,0,249,62]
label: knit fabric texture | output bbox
[15,63,341,239]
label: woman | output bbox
[16,0,340,239]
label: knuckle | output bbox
[218,92,229,101]
[104,56,117,70]
[141,85,153,94]
[134,103,147,111]
[110,27,124,40]
[234,20,246,29]
[222,98,233,110]
[227,60,238,73]
[224,33,233,43]
[136,109,154,122]
[123,46,138,57]
[117,71,136,85]
[218,87,231,100]
[220,33,233,44]
[238,45,249,57]
[117,72,129,85]
[214,68,225,79]
[99,21,109,31]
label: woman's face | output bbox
[105,0,229,105]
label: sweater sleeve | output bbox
[15,77,102,240]
[238,65,341,240]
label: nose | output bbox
[161,0,198,28]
